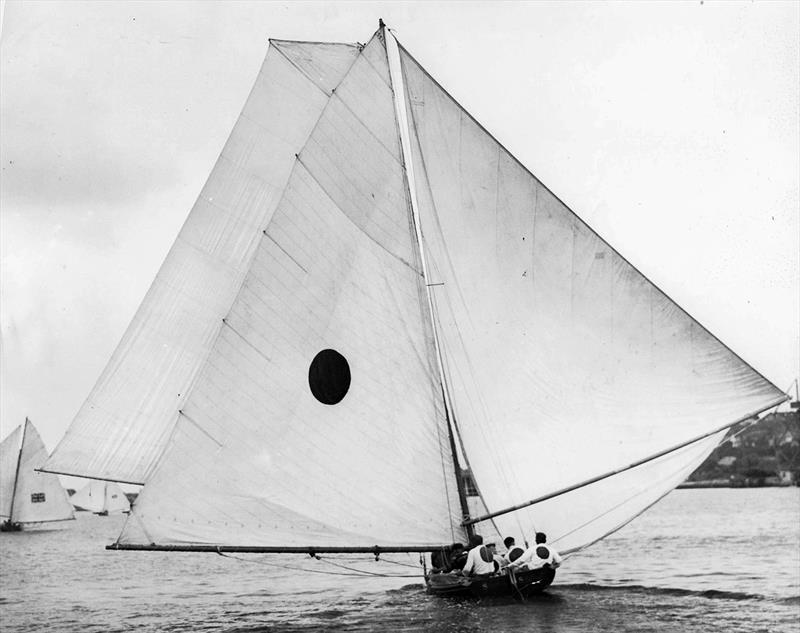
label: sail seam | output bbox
[328,91,403,167]
[293,157,420,274]
[359,43,393,91]
[395,41,785,395]
[271,43,334,96]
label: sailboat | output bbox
[70,480,131,516]
[40,22,786,596]
[0,418,75,531]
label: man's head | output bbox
[503,536,515,549]
[469,534,484,547]
[535,532,547,544]
[451,543,464,552]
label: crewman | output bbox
[461,534,496,577]
[503,536,525,564]
[509,532,562,571]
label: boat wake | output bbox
[558,582,783,602]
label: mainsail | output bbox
[71,480,130,515]
[44,25,785,554]
[42,41,364,485]
[1,419,75,525]
[112,31,464,548]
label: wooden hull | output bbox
[425,567,556,599]
[0,521,22,532]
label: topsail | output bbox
[43,25,785,554]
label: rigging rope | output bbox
[215,550,422,578]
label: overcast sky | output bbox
[1,1,798,460]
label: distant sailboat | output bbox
[41,23,786,595]
[70,480,130,516]
[0,419,75,531]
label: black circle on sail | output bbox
[308,349,351,405]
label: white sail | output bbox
[103,482,131,515]
[116,32,464,548]
[71,480,130,514]
[42,40,364,485]
[397,44,786,553]
[70,480,105,513]
[9,420,74,524]
[0,425,22,519]
[44,25,787,558]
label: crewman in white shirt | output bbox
[509,532,562,571]
[503,536,525,564]
[461,535,497,576]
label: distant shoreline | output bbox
[677,481,797,489]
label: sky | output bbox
[1,1,798,467]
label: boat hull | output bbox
[0,521,22,532]
[425,567,556,599]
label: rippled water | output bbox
[1,488,798,632]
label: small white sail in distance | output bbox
[0,419,75,527]
[42,24,785,554]
[71,480,130,515]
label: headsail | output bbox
[42,40,363,485]
[397,43,786,553]
[0,424,22,519]
[6,420,74,524]
[71,480,130,514]
[114,32,464,548]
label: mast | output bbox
[7,418,28,524]
[382,21,474,540]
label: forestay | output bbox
[116,33,464,548]
[42,41,363,485]
[398,44,786,553]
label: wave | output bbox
[559,582,768,602]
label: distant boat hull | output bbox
[0,521,21,532]
[425,567,556,598]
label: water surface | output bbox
[1,487,798,632]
